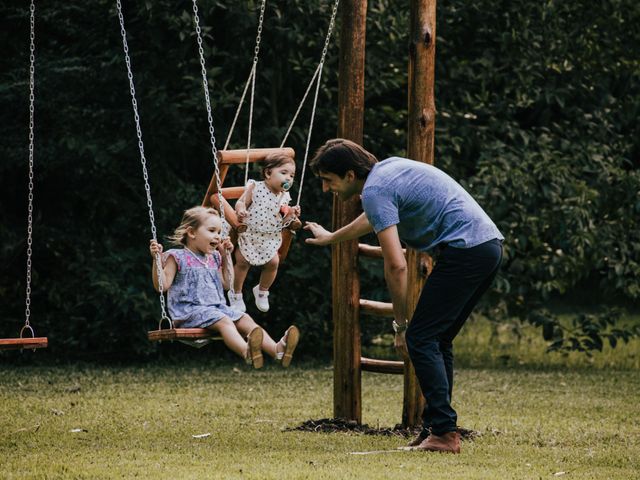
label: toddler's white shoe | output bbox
[252,285,270,312]
[228,290,246,312]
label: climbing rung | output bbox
[360,357,404,374]
[219,147,295,165]
[359,299,394,317]
[358,243,407,259]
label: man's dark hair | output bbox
[310,138,378,179]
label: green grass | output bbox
[2,319,639,479]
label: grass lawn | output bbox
[1,320,639,479]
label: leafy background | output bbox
[1,0,638,360]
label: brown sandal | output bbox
[245,327,264,369]
[277,325,299,368]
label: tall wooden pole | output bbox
[333,0,367,422]
[402,0,436,427]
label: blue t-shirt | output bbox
[361,157,504,252]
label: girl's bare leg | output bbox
[233,249,251,293]
[209,317,246,358]
[235,314,280,358]
[258,254,279,291]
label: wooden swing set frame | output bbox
[331,0,436,428]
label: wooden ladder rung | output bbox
[359,299,394,317]
[360,357,404,374]
[358,243,407,259]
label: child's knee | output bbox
[214,317,234,330]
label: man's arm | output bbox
[304,212,373,246]
[378,225,408,323]
[378,225,411,358]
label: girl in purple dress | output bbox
[149,206,299,368]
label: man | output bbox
[304,138,503,454]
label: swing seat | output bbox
[148,328,221,349]
[148,328,220,342]
[0,337,48,351]
[202,148,298,262]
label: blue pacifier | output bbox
[281,181,293,191]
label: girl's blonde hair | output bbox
[167,206,220,246]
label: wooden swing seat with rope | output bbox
[201,147,297,262]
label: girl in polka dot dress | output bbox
[229,153,301,313]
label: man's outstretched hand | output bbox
[304,221,334,246]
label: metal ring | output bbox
[158,316,173,330]
[20,325,35,339]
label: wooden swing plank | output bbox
[147,328,221,342]
[0,337,48,351]
[218,147,295,165]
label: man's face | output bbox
[318,171,357,200]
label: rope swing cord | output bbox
[223,0,340,218]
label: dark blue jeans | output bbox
[405,239,503,436]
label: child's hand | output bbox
[292,205,301,218]
[235,201,248,221]
[149,239,163,258]
[221,238,234,252]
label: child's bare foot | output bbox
[276,325,299,368]
[245,327,264,369]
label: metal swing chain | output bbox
[22,0,36,339]
[191,0,235,288]
[191,0,225,227]
[280,0,340,207]
[115,0,171,327]
[244,0,267,185]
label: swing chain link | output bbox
[191,0,226,231]
[116,0,171,326]
[244,0,267,185]
[24,0,36,329]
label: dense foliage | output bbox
[1,0,638,360]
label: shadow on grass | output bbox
[285,417,481,441]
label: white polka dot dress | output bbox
[238,180,291,266]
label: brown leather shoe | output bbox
[413,431,460,454]
[406,430,429,447]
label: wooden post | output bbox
[402,0,436,427]
[333,0,367,422]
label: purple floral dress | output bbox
[163,248,243,328]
